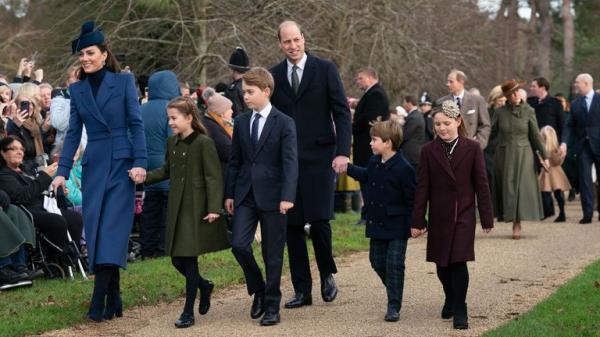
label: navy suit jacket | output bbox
[563,92,600,156]
[347,152,416,240]
[225,107,298,211]
[352,83,390,166]
[270,53,351,223]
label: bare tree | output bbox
[562,0,574,83]
[536,0,552,77]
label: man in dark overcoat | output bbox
[270,20,352,309]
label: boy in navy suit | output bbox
[345,118,416,322]
[225,67,298,326]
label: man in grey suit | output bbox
[437,69,490,149]
[400,96,425,170]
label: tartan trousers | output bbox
[369,238,408,311]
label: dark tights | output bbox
[436,262,469,316]
[171,257,209,315]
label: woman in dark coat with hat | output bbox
[51,21,147,322]
[412,100,493,330]
[491,80,547,239]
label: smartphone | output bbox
[20,101,29,114]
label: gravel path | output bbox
[44,203,600,337]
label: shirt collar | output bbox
[287,53,307,71]
[176,130,198,145]
[252,102,272,119]
[453,90,465,100]
[585,90,595,101]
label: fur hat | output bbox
[203,87,233,116]
[228,47,250,73]
[71,21,105,55]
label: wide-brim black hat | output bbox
[71,21,105,55]
[228,47,250,72]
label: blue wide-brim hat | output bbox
[71,21,105,55]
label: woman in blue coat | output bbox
[52,21,147,322]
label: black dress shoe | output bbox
[384,307,399,322]
[321,274,338,302]
[250,293,265,319]
[260,312,280,326]
[174,312,195,328]
[554,214,566,223]
[199,281,214,315]
[579,217,592,224]
[284,292,312,308]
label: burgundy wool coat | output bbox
[411,136,494,267]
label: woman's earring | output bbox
[102,60,106,66]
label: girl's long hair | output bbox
[540,125,559,154]
[167,96,207,134]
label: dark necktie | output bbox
[291,65,300,94]
[251,114,261,149]
[456,96,462,109]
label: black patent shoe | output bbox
[320,274,338,302]
[174,312,195,328]
[260,312,280,326]
[250,293,265,319]
[384,307,400,322]
[199,281,214,315]
[284,292,312,309]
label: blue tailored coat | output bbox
[562,92,600,156]
[347,152,416,240]
[57,71,147,272]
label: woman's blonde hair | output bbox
[0,85,11,103]
[15,83,42,125]
[487,85,503,108]
[540,125,559,154]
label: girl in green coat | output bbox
[145,97,230,329]
[491,80,548,240]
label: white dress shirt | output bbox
[250,102,272,139]
[584,89,594,112]
[453,90,465,106]
[287,53,308,87]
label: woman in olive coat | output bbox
[491,80,547,239]
[145,97,229,328]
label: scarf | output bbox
[207,111,233,138]
[22,118,45,156]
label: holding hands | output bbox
[280,201,294,215]
[332,155,350,173]
[411,227,427,238]
[203,213,220,223]
[128,167,146,184]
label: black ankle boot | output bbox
[87,268,112,322]
[554,212,566,223]
[453,302,468,329]
[104,268,123,320]
[441,298,453,319]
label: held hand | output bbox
[224,198,234,215]
[43,162,58,177]
[203,213,220,223]
[483,228,492,234]
[280,201,294,214]
[13,109,28,127]
[51,175,66,192]
[33,69,43,82]
[332,155,350,173]
[128,167,146,184]
[411,228,426,238]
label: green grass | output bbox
[0,213,365,337]
[483,259,600,337]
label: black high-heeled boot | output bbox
[104,268,123,320]
[87,267,112,322]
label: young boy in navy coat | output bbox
[346,118,416,322]
[225,67,298,326]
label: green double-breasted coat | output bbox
[145,132,230,257]
[491,102,547,222]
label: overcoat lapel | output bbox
[431,141,456,181]
[95,71,116,114]
[275,61,295,101]
[450,137,469,171]
[78,80,109,128]
[295,55,315,100]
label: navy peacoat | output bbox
[347,152,416,240]
[412,137,493,267]
[57,71,147,272]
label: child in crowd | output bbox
[411,100,493,330]
[346,118,416,322]
[538,125,571,222]
[145,97,230,328]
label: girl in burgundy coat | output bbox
[411,100,494,330]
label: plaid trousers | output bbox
[369,238,408,311]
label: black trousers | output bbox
[30,209,82,250]
[231,192,286,313]
[286,191,337,294]
[139,191,168,257]
[579,142,600,219]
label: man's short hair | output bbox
[277,20,303,41]
[533,77,550,91]
[449,69,467,83]
[369,118,403,150]
[576,73,594,85]
[39,83,53,92]
[242,67,274,95]
[404,95,418,106]
[357,67,378,80]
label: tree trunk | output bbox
[537,0,552,78]
[562,0,574,82]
